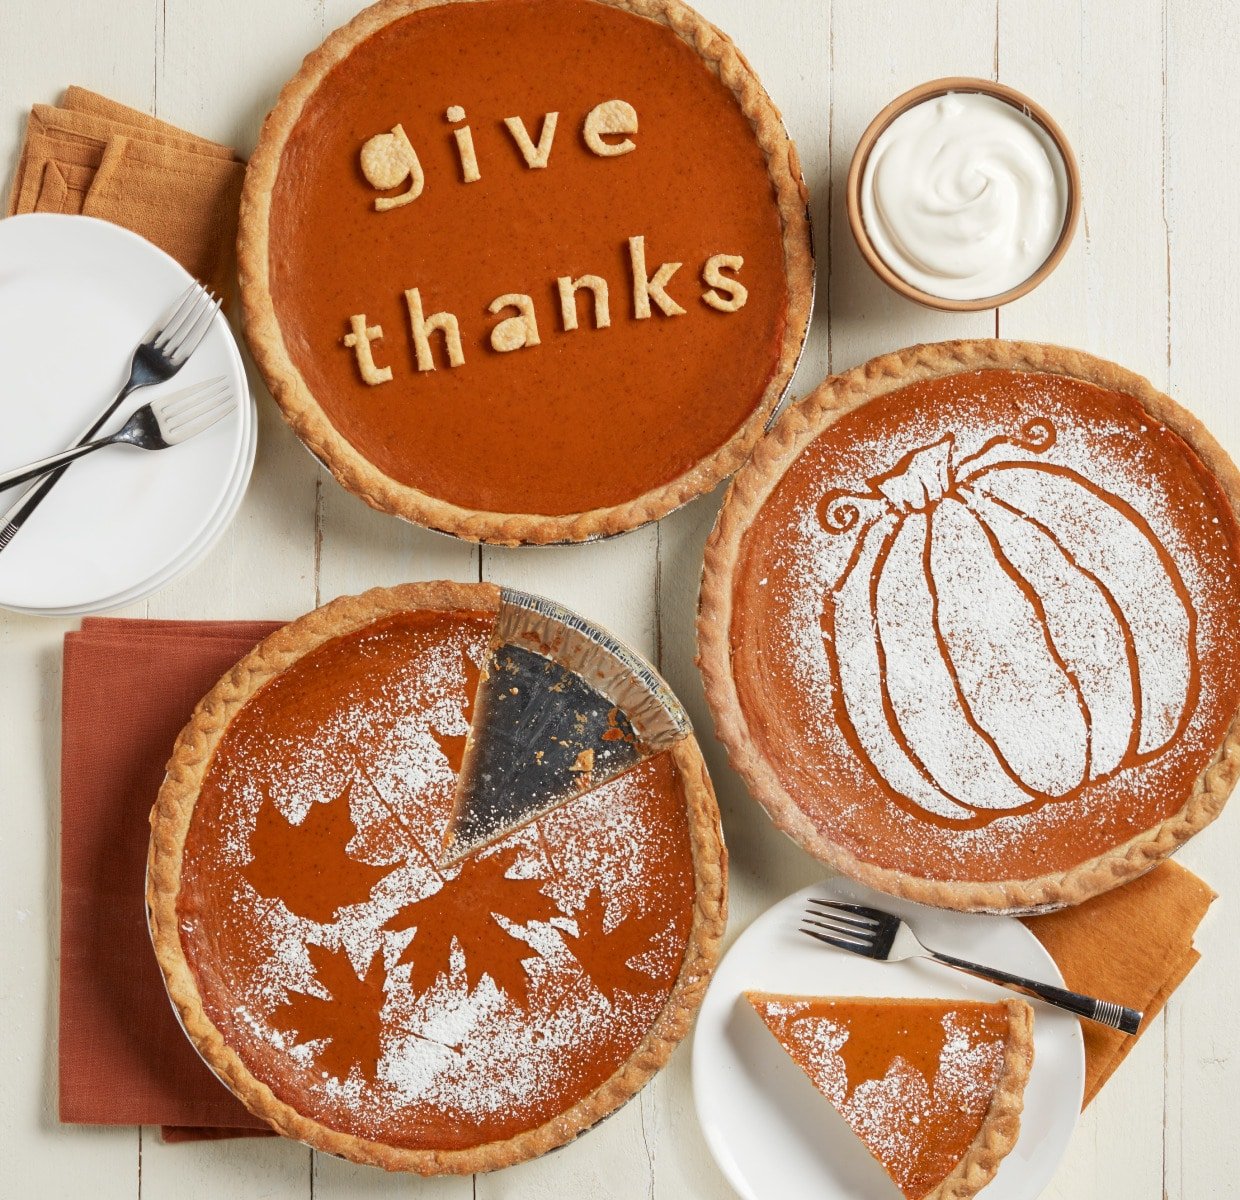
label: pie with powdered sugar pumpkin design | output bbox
[147,581,726,1173]
[699,340,1240,912]
[746,993,1034,1200]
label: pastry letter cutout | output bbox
[558,274,611,331]
[583,100,637,157]
[446,105,481,183]
[504,113,559,169]
[360,124,424,212]
[488,293,541,351]
[629,235,686,319]
[702,254,748,312]
[342,315,393,384]
[405,288,465,370]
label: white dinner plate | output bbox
[0,401,256,616]
[0,214,254,613]
[693,876,1084,1200]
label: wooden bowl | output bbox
[846,77,1082,312]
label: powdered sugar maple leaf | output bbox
[270,943,387,1082]
[564,886,669,1003]
[386,847,562,1009]
[244,781,391,924]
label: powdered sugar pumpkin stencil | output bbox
[818,418,1199,825]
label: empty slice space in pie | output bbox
[746,992,1033,1200]
[238,0,813,543]
[700,341,1240,912]
[147,582,726,1173]
[444,586,690,860]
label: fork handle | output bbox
[926,948,1143,1034]
[0,378,138,545]
[0,434,124,493]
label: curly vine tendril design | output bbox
[818,421,1062,533]
[954,418,1059,479]
[1015,418,1056,453]
[817,491,866,533]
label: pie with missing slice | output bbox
[747,992,1034,1200]
[700,341,1240,911]
[147,581,726,1173]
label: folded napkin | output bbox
[1023,860,1215,1106]
[59,618,1215,1142]
[8,87,244,303]
[60,617,280,1140]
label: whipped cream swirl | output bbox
[860,92,1069,301]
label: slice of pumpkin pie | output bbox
[746,992,1033,1200]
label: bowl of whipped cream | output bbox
[847,78,1081,310]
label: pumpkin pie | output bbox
[147,582,726,1172]
[746,992,1033,1200]
[238,0,813,545]
[700,341,1240,911]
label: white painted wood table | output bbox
[1,1,1236,1196]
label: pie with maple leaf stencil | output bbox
[147,581,726,1173]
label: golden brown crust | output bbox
[698,340,1240,913]
[926,998,1033,1200]
[148,581,727,1173]
[237,0,813,546]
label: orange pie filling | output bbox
[732,369,1240,883]
[263,0,795,518]
[748,993,1030,1200]
[176,609,701,1149]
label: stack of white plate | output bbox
[0,215,256,617]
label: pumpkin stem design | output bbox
[819,422,1060,535]
[953,418,1057,477]
[819,438,955,530]
[818,417,1197,826]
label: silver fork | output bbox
[0,379,234,492]
[803,897,1143,1034]
[0,283,222,549]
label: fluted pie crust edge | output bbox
[927,998,1034,1200]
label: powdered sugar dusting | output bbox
[755,998,1004,1195]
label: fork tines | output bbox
[153,377,234,444]
[800,897,893,959]
[149,283,222,367]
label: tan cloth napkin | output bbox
[59,618,1216,1139]
[1022,859,1214,1106]
[8,87,244,302]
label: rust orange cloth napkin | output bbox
[60,616,280,1139]
[8,87,244,302]
[60,618,1215,1140]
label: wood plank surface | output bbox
[0,1,1233,1197]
